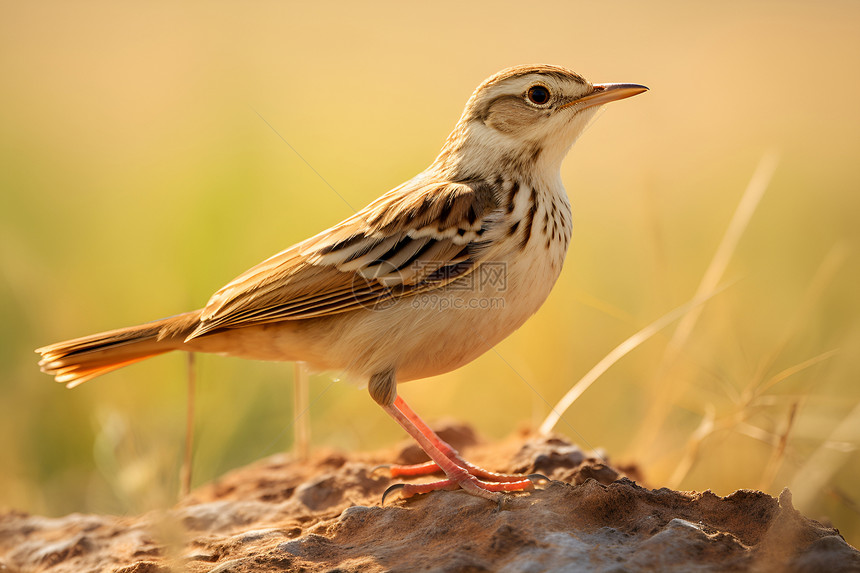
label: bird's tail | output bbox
[36,310,203,388]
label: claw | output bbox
[381,483,407,506]
[527,473,551,486]
[495,495,505,513]
[371,464,392,477]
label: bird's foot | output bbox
[379,395,548,504]
[385,456,532,483]
[381,469,546,505]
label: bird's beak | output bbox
[560,83,648,111]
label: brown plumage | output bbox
[37,64,647,500]
[38,310,201,387]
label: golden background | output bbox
[2,0,859,544]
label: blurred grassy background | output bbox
[2,0,859,545]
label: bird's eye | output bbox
[526,85,551,106]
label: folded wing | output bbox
[186,179,501,340]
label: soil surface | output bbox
[2,423,858,572]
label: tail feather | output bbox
[37,310,203,388]
[47,354,171,388]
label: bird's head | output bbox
[433,64,647,182]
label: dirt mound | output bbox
[2,425,857,572]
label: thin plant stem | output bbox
[634,151,779,455]
[538,290,722,436]
[294,361,310,460]
[180,353,196,497]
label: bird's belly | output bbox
[394,243,564,380]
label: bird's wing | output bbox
[185,179,502,340]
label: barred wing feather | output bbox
[186,180,501,340]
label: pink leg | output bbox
[389,396,531,482]
[381,395,536,502]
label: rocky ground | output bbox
[2,424,858,572]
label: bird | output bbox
[37,64,647,502]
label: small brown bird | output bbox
[37,65,646,501]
